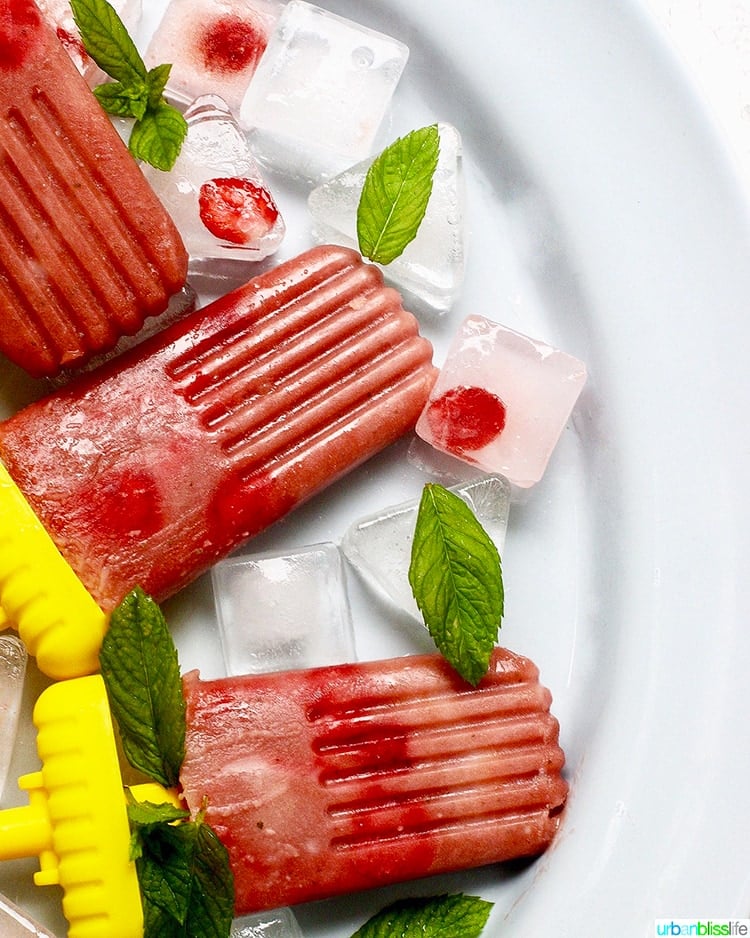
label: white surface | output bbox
[1,1,749,936]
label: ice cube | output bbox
[341,475,511,620]
[0,892,58,938]
[232,907,304,938]
[0,633,27,799]
[240,0,409,181]
[416,315,587,487]
[212,542,356,675]
[308,123,466,313]
[144,0,283,113]
[140,95,285,267]
[37,0,142,86]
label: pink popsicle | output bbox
[0,246,436,611]
[180,647,568,914]
[0,0,188,378]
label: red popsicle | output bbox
[0,246,437,611]
[0,0,188,377]
[180,647,568,914]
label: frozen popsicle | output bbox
[0,246,437,614]
[180,646,567,914]
[0,0,188,378]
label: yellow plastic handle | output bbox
[0,462,107,678]
[0,675,145,938]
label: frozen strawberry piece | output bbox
[180,646,568,914]
[0,246,436,612]
[142,95,285,265]
[0,0,187,378]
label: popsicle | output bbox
[0,0,188,378]
[180,646,568,914]
[0,245,437,614]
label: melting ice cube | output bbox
[38,0,142,86]
[232,907,304,938]
[0,633,27,799]
[416,315,587,487]
[145,0,283,113]
[341,475,511,620]
[140,95,285,267]
[0,892,58,938]
[212,542,356,676]
[240,0,409,181]
[308,123,466,314]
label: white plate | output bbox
[2,0,750,935]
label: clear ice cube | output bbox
[140,95,285,266]
[341,475,511,620]
[416,315,587,487]
[0,633,27,799]
[212,542,356,675]
[144,0,284,113]
[308,123,466,313]
[240,0,409,181]
[232,907,304,938]
[0,893,58,938]
[36,0,142,86]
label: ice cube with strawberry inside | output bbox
[141,94,285,265]
[416,314,587,488]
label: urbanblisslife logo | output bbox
[655,922,750,936]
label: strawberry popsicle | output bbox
[0,246,437,612]
[0,0,188,378]
[180,646,568,914]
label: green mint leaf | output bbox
[137,818,235,938]
[357,124,440,265]
[69,0,146,86]
[409,484,504,685]
[146,63,173,108]
[128,800,189,863]
[93,79,149,120]
[129,100,188,172]
[100,586,186,787]
[352,893,494,938]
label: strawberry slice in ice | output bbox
[198,176,280,245]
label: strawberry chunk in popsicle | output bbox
[0,246,437,612]
[0,0,188,378]
[180,647,568,914]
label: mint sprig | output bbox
[357,124,440,265]
[409,483,504,685]
[102,588,235,938]
[100,586,185,786]
[69,0,187,170]
[130,805,234,938]
[352,893,493,938]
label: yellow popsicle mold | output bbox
[0,674,179,938]
[0,462,107,679]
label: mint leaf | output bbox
[409,484,503,685]
[128,801,190,862]
[129,100,188,172]
[146,63,173,107]
[352,894,493,938]
[100,586,186,787]
[136,817,235,938]
[69,0,146,86]
[69,0,187,170]
[357,124,440,265]
[93,79,149,120]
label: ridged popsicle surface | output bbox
[0,246,436,610]
[180,647,568,913]
[0,0,187,377]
